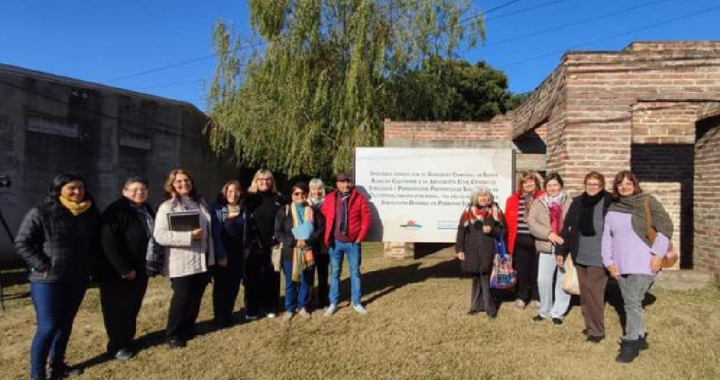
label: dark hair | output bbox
[291,182,310,196]
[43,172,93,211]
[123,176,148,189]
[612,170,643,198]
[163,169,200,201]
[215,180,244,205]
[544,172,564,189]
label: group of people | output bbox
[455,170,673,364]
[15,169,370,380]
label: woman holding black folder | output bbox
[153,169,215,349]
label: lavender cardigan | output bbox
[601,211,669,276]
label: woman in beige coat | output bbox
[154,169,215,349]
[528,173,573,326]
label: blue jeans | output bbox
[30,280,88,378]
[329,240,362,306]
[282,259,313,312]
[537,252,571,319]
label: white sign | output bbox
[355,148,514,242]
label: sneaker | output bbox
[245,314,258,321]
[324,304,338,317]
[299,308,312,319]
[282,312,293,322]
[532,315,546,323]
[552,318,563,326]
[167,339,186,349]
[49,364,83,378]
[514,299,526,311]
[114,348,134,361]
[266,312,277,319]
[353,304,368,315]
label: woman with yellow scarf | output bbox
[15,173,101,380]
[274,182,324,322]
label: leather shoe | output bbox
[586,335,605,343]
[167,339,186,349]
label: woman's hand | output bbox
[457,252,466,261]
[191,228,204,240]
[607,264,620,279]
[121,270,137,280]
[548,232,564,245]
[217,257,228,267]
[556,255,565,268]
[297,239,306,249]
[650,256,662,273]
[482,225,492,234]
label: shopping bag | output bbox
[490,236,517,290]
[561,255,580,295]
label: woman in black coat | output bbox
[99,177,158,360]
[557,171,613,342]
[15,173,101,380]
[456,187,505,318]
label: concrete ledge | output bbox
[653,270,718,291]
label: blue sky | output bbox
[1,0,718,110]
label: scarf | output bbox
[540,192,567,234]
[460,203,496,229]
[521,191,536,223]
[579,191,605,236]
[338,191,351,235]
[609,193,674,247]
[59,196,92,216]
[290,203,314,282]
[227,203,241,218]
[308,196,324,208]
[130,202,164,277]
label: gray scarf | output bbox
[609,193,673,247]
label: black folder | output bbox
[167,210,200,231]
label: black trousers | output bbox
[166,273,209,341]
[244,250,279,316]
[100,275,148,355]
[470,273,495,315]
[314,253,330,308]
[211,264,243,323]
[513,233,540,304]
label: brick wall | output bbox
[383,41,720,271]
[694,114,720,272]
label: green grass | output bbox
[1,243,719,380]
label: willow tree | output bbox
[207,0,485,177]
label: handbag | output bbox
[490,236,517,290]
[644,197,678,269]
[561,255,580,295]
[271,243,282,272]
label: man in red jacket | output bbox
[321,172,371,316]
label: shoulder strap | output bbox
[644,196,654,228]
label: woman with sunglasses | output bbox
[275,182,324,321]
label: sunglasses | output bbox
[293,191,306,196]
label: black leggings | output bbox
[513,233,539,303]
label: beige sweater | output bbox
[153,197,215,278]
[527,194,572,254]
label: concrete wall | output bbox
[0,65,242,261]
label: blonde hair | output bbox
[308,178,326,198]
[248,169,279,194]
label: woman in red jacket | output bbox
[505,171,544,311]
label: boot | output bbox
[638,334,649,351]
[615,339,639,363]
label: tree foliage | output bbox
[207,0,484,177]
[388,56,528,121]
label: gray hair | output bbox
[469,186,495,206]
[123,176,148,189]
[309,178,326,197]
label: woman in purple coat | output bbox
[602,170,673,364]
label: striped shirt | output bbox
[517,197,530,234]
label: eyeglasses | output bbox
[128,189,148,194]
[292,192,306,196]
[585,183,601,188]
